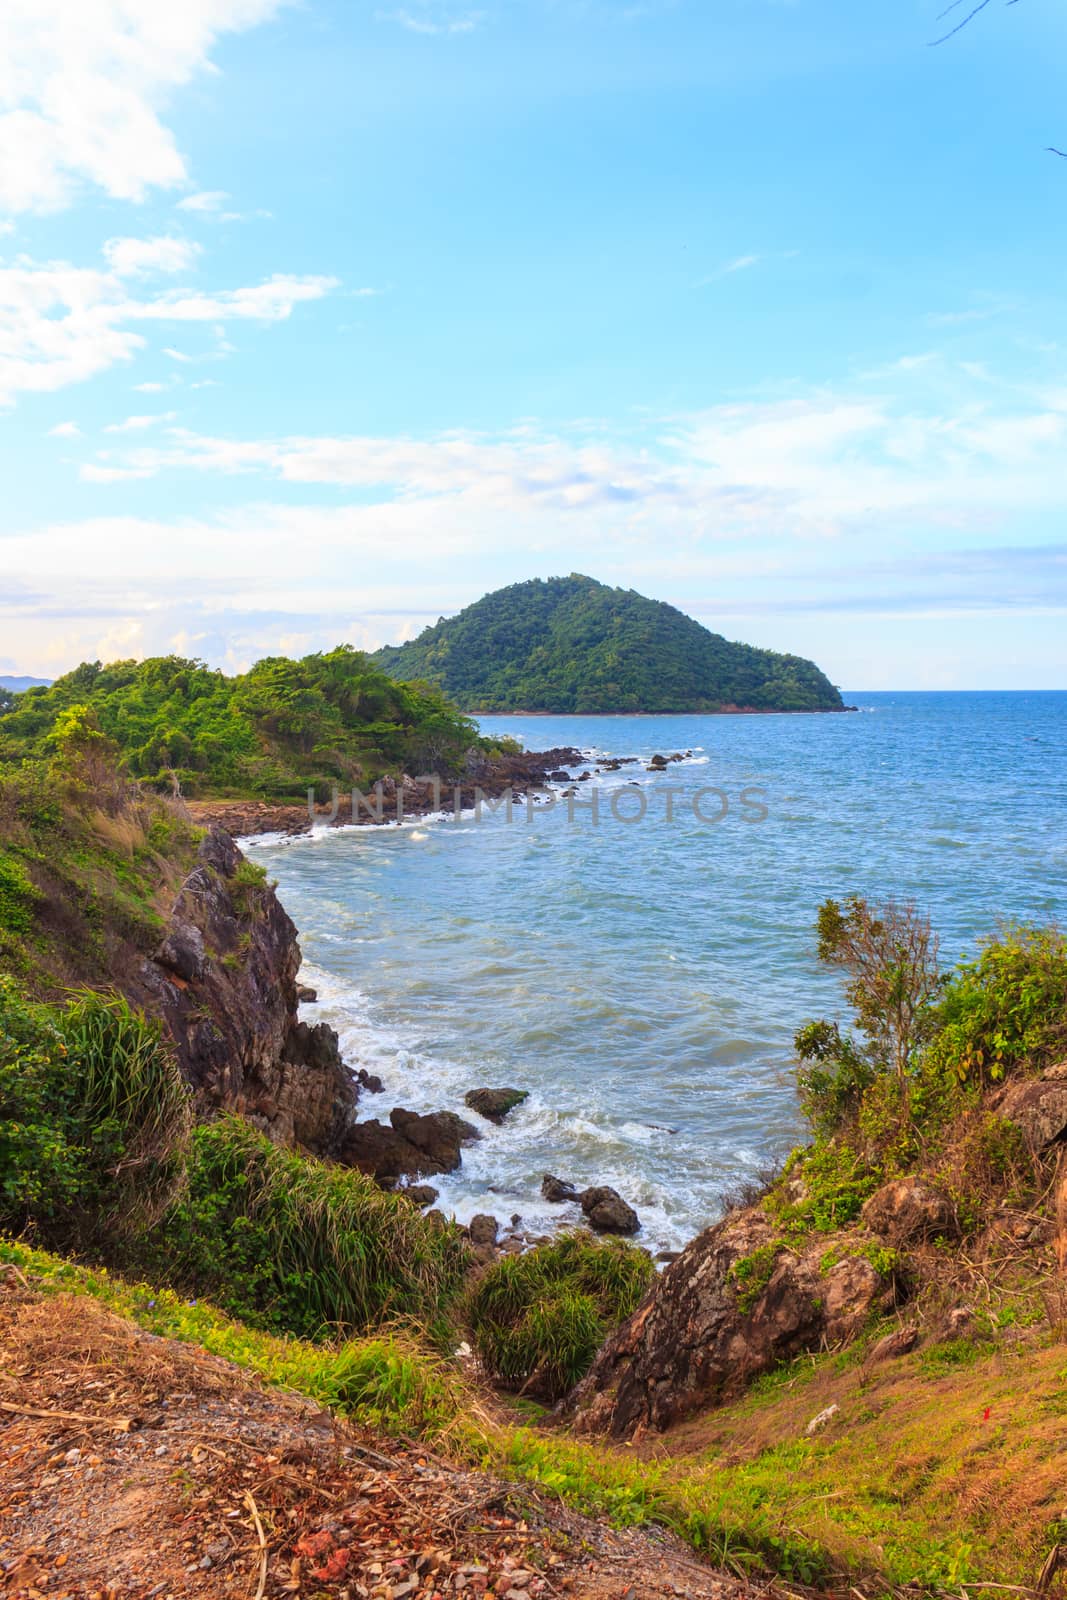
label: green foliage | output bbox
[767,1143,884,1238]
[0,750,202,986]
[795,1020,877,1138]
[374,574,843,714]
[927,926,1067,1086]
[4,1238,1060,1590]
[729,1240,784,1312]
[152,1117,470,1341]
[814,896,942,1079]
[0,853,38,935]
[468,1232,654,1400]
[0,979,189,1240]
[0,645,481,799]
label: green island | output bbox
[2,698,1067,1594]
[374,574,845,714]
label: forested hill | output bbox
[0,648,482,800]
[373,575,844,714]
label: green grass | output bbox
[468,1232,654,1400]
[146,1116,471,1342]
[5,1238,1065,1591]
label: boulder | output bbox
[861,1177,956,1244]
[580,1186,640,1236]
[390,1108,481,1169]
[464,1087,529,1125]
[997,1066,1067,1149]
[340,1120,431,1181]
[295,982,318,1004]
[866,1325,919,1365]
[560,1206,898,1438]
[402,1184,439,1207]
[357,1068,385,1094]
[542,1174,580,1203]
[468,1214,500,1248]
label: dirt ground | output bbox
[0,1284,761,1600]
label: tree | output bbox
[815,897,942,1079]
[794,897,944,1135]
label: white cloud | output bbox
[377,8,484,34]
[48,419,80,436]
[176,190,230,213]
[0,2,287,215]
[133,380,168,393]
[0,246,337,404]
[121,274,339,323]
[76,364,1067,546]
[104,411,177,433]
[104,235,202,277]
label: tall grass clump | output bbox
[154,1117,470,1342]
[0,979,189,1242]
[468,1232,654,1401]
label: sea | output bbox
[244,692,1067,1254]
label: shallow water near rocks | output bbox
[245,692,1067,1254]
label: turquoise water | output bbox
[246,692,1067,1252]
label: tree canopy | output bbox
[0,647,481,800]
[374,575,844,714]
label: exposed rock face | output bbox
[464,1087,529,1124]
[996,1064,1067,1149]
[580,1186,640,1236]
[140,826,356,1157]
[542,1175,580,1204]
[561,1205,897,1438]
[861,1177,956,1245]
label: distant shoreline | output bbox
[470,706,859,717]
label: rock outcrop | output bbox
[996,1063,1067,1150]
[140,826,356,1157]
[861,1177,956,1245]
[561,1204,898,1438]
[464,1087,529,1124]
[341,1109,481,1182]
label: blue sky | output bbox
[2,0,1066,688]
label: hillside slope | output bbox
[0,647,482,800]
[374,575,844,713]
[0,1276,750,1600]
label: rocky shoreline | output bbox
[154,746,653,1269]
[185,745,587,838]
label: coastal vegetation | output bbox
[0,646,486,800]
[374,573,845,713]
[2,745,1067,1590]
[468,1232,654,1400]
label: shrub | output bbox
[152,1117,470,1341]
[468,1233,654,1401]
[795,1020,877,1138]
[0,854,38,936]
[927,926,1067,1086]
[0,980,189,1240]
[729,1241,783,1312]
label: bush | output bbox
[927,926,1067,1086]
[0,854,38,936]
[152,1117,470,1342]
[0,980,189,1240]
[468,1233,654,1401]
